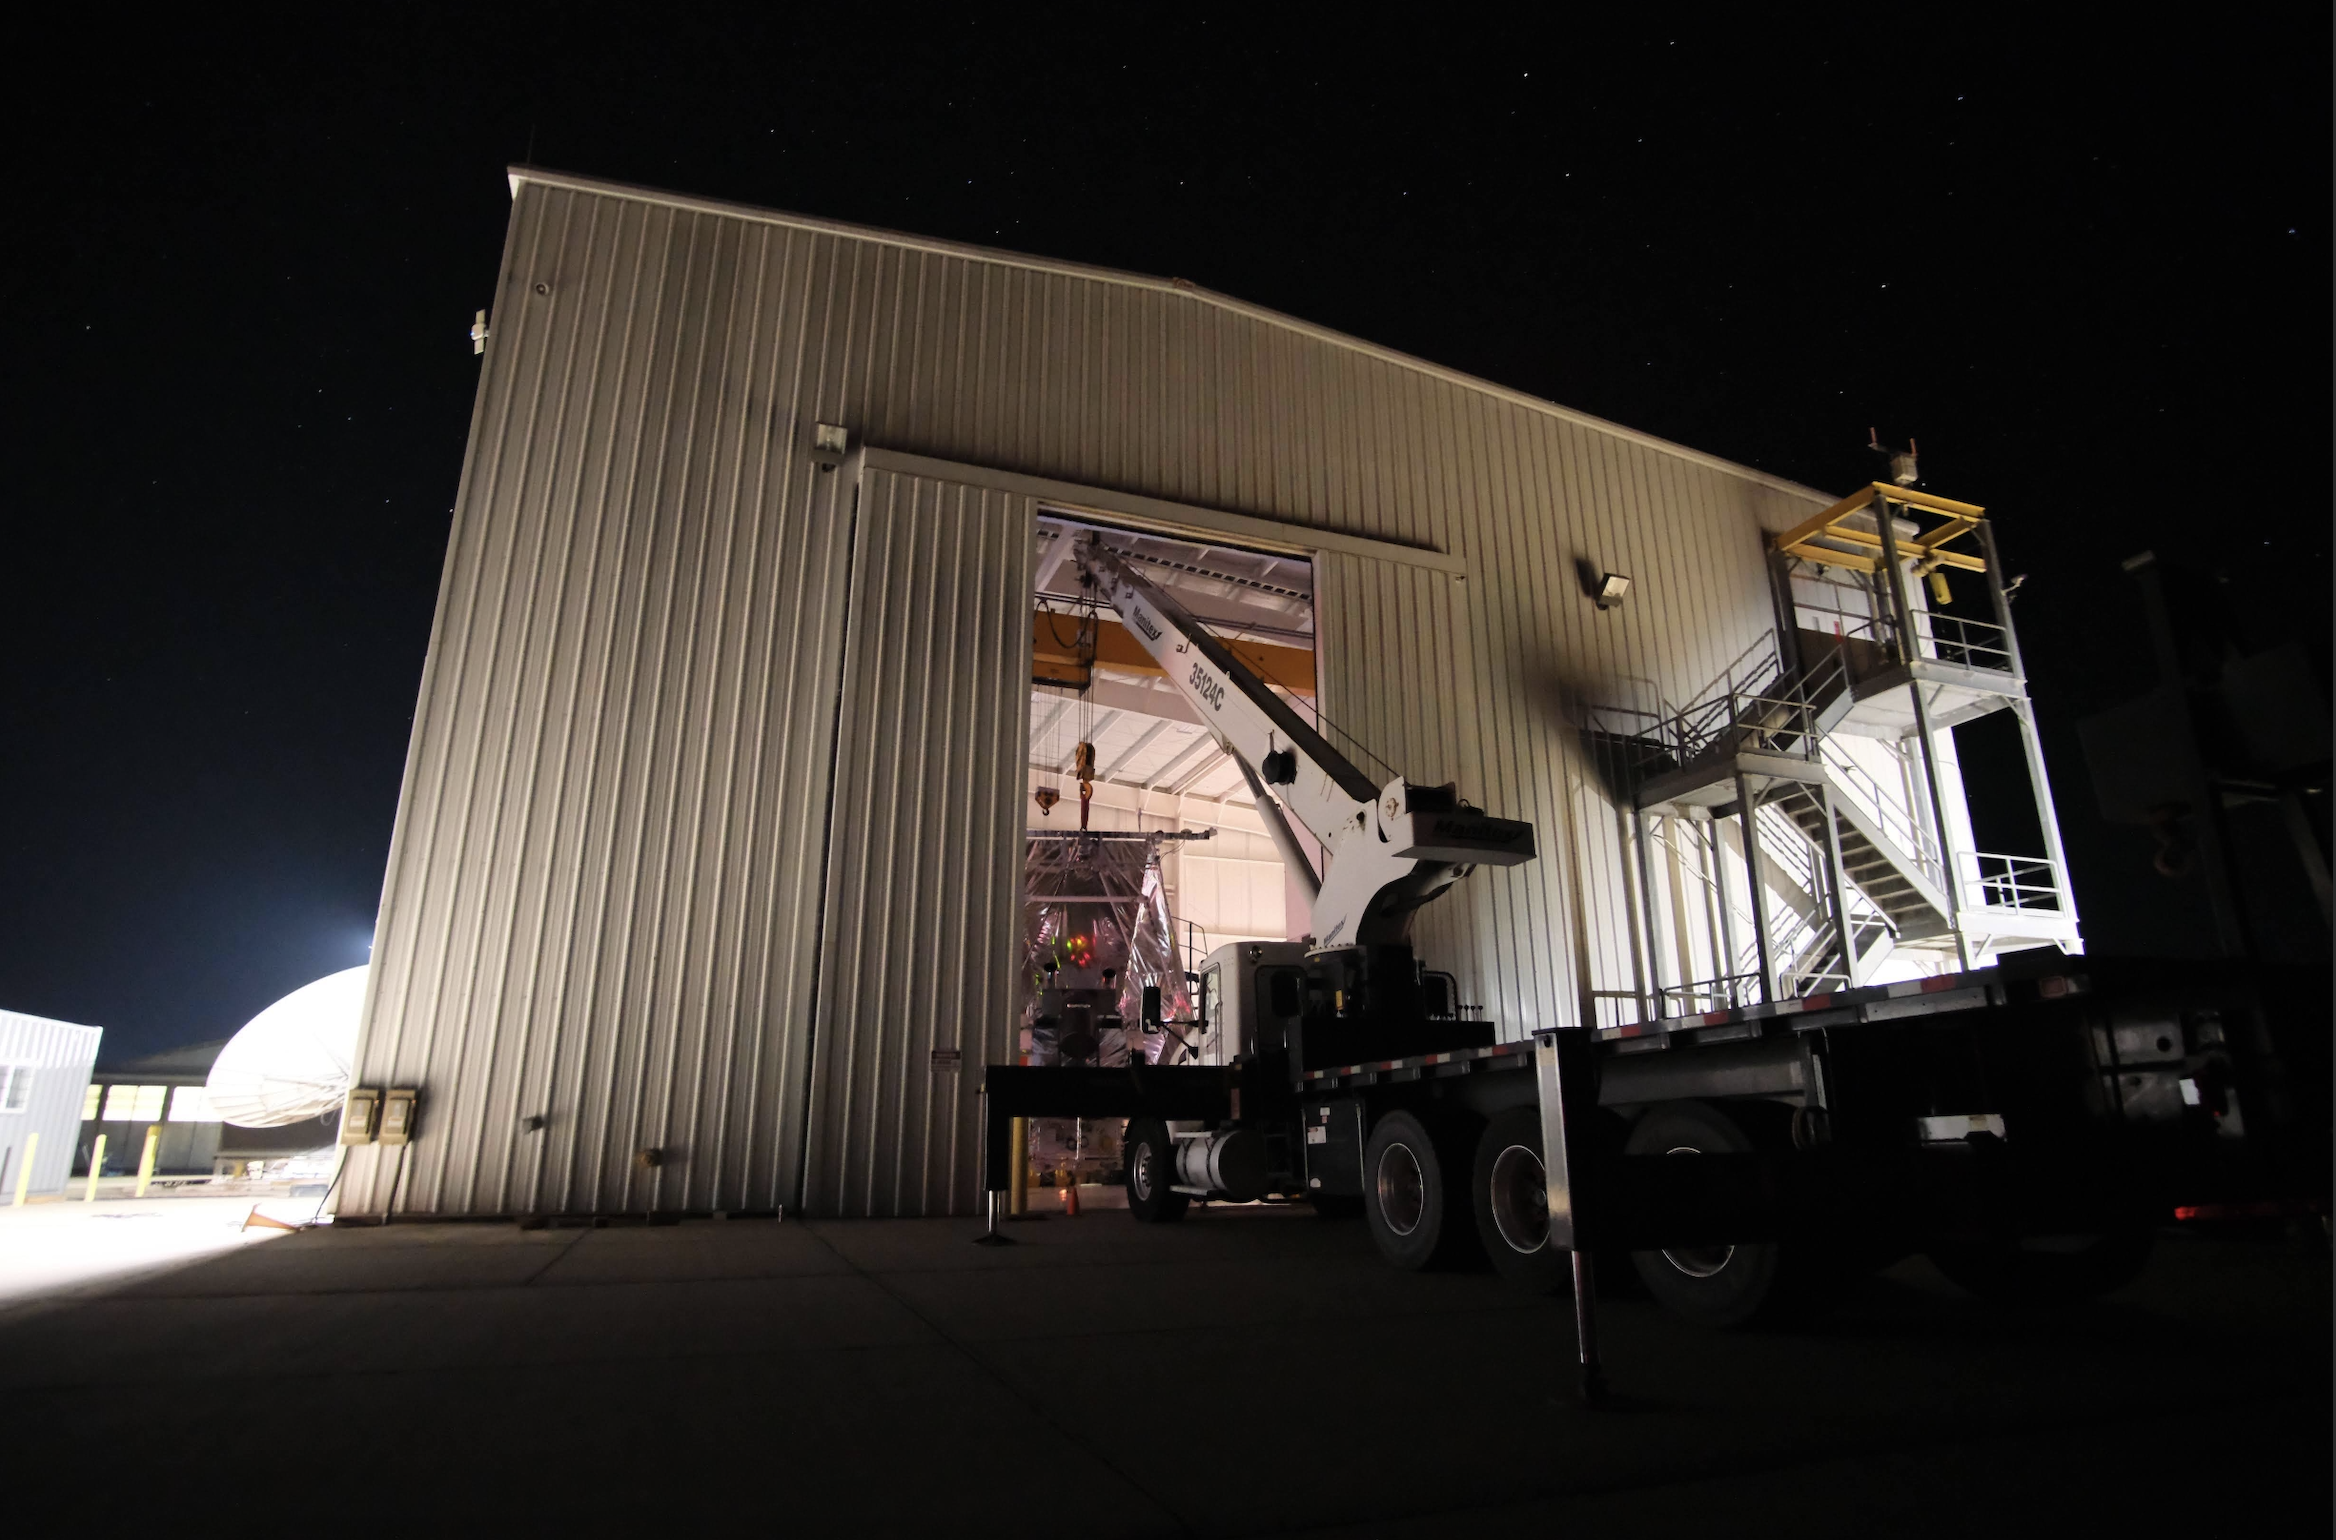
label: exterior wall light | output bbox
[1594,572,1632,610]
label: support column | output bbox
[1708,819,1741,1004]
[1736,772,1776,1003]
[1875,494,1972,970]
[1818,782,1857,986]
[1979,520,2082,940]
[1634,810,1664,1019]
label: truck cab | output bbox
[1183,942,1310,1066]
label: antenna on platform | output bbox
[1868,428,1920,486]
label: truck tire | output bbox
[1929,1228,2154,1304]
[1364,1110,1481,1270]
[1124,1119,1188,1224]
[1625,1100,1799,1328]
[1471,1107,1573,1295]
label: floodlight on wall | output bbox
[1594,572,1632,610]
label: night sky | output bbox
[8,12,2327,1059]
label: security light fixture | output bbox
[1594,572,1632,610]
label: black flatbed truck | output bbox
[982,944,2328,1397]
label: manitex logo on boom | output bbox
[1132,608,1163,642]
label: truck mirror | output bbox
[1141,985,1162,1026]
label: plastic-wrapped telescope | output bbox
[205,966,367,1127]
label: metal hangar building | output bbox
[337,169,2075,1220]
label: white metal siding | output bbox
[799,468,1033,1217]
[351,173,1837,1216]
[344,194,862,1216]
[0,1010,103,1198]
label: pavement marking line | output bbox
[516,1227,594,1286]
[799,1220,1197,1538]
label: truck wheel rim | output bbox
[1660,1244,1736,1279]
[1659,1143,1733,1277]
[1376,1143,1426,1237]
[1132,1141,1158,1202]
[1488,1144,1548,1254]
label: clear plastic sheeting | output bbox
[206,966,366,1128]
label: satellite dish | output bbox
[206,966,368,1127]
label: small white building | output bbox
[0,1009,103,1200]
[339,169,2077,1221]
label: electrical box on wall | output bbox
[378,1089,419,1146]
[341,1088,379,1144]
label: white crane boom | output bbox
[1075,535,1534,949]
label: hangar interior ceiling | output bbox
[1026,514,1315,953]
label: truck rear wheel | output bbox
[1124,1119,1188,1224]
[1364,1109,1481,1270]
[1625,1100,1800,1328]
[1471,1107,1573,1295]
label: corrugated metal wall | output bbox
[348,171,1837,1216]
[343,190,865,1216]
[0,1010,104,1197]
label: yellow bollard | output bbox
[84,1135,107,1202]
[10,1133,35,1206]
[135,1125,160,1198]
[1007,1117,1029,1216]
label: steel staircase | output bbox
[1768,779,1951,943]
[1589,617,2072,1011]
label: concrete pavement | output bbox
[1,1204,2324,1534]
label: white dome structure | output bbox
[206,966,367,1127]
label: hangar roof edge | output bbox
[507,165,1835,510]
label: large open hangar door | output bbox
[1018,514,1316,1190]
[801,486,1328,1214]
[1028,514,1317,958]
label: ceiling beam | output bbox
[1032,612,1314,697]
[1096,718,1174,782]
[1142,733,1219,792]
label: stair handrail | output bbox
[1682,631,1784,717]
[1794,587,2015,676]
[1957,850,2064,911]
[1908,609,2015,674]
[1655,970,1763,1017]
[1817,739,1947,889]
